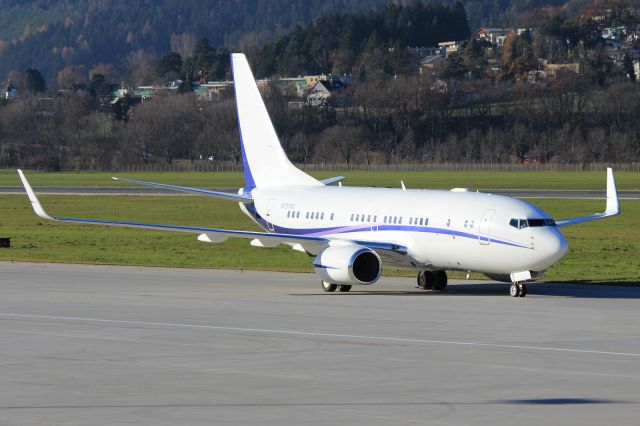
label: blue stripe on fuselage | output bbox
[243,204,527,249]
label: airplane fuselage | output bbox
[241,186,568,277]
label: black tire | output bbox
[322,282,337,292]
[338,285,352,292]
[432,271,448,290]
[519,284,527,297]
[417,271,426,289]
[510,283,520,297]
[417,271,434,290]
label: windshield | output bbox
[510,218,556,229]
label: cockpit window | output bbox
[527,218,557,227]
[509,218,528,229]
[510,218,556,229]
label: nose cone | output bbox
[535,228,568,270]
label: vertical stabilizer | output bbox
[231,53,320,188]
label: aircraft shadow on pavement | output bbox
[499,398,626,405]
[2,398,630,410]
[293,282,640,299]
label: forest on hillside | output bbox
[0,0,390,83]
[1,0,640,170]
[0,0,612,85]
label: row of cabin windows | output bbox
[347,214,432,226]
[286,211,335,221]
[384,216,402,224]
[350,214,378,222]
[409,217,429,226]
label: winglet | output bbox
[16,169,56,221]
[605,167,620,216]
[556,167,620,227]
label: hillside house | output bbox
[306,80,333,107]
[438,41,461,57]
[475,28,510,46]
[5,83,17,99]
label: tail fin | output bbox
[231,53,320,189]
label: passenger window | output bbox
[393,216,397,224]
[367,215,371,222]
[330,213,334,220]
[297,212,300,218]
[446,219,451,227]
[373,215,377,222]
[306,212,309,219]
[350,213,354,221]
[409,218,413,225]
[419,218,423,225]
[399,217,402,224]
[321,213,324,220]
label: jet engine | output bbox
[313,245,381,285]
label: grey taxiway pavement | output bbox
[1,186,639,199]
[1,262,639,425]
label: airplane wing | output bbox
[18,170,407,258]
[111,176,252,202]
[556,168,620,227]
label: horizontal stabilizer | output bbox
[320,176,346,186]
[112,177,252,202]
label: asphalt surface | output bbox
[1,262,639,425]
[1,186,639,199]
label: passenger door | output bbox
[479,209,495,245]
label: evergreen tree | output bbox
[24,68,46,93]
[156,52,183,79]
[177,80,193,93]
[441,53,467,79]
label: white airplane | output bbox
[18,53,620,297]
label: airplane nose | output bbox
[540,229,568,268]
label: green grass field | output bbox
[1,169,639,190]
[0,189,638,283]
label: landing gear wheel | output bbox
[432,271,448,291]
[510,283,521,297]
[417,271,433,289]
[338,285,352,292]
[322,281,337,292]
[519,283,527,297]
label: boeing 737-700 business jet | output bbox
[18,53,621,297]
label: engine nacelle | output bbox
[313,245,381,285]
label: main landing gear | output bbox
[322,281,351,292]
[417,270,448,291]
[510,282,527,297]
